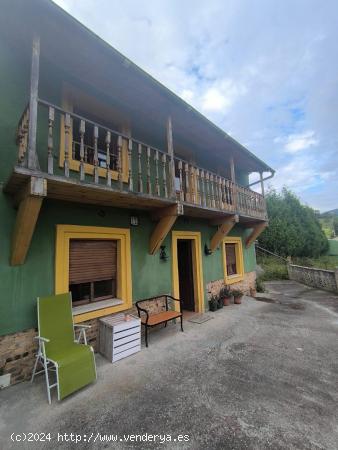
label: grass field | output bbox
[256,254,338,292]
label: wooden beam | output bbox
[210,215,238,252]
[245,221,268,248]
[149,203,183,254]
[230,157,235,183]
[151,203,183,221]
[166,116,176,199]
[11,177,47,266]
[27,34,40,170]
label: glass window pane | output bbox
[70,282,91,305]
[225,243,237,276]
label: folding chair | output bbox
[31,293,97,403]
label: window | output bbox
[69,240,117,306]
[222,237,244,284]
[72,110,119,172]
[59,84,129,182]
[55,225,132,323]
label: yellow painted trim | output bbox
[55,225,132,322]
[172,231,204,313]
[222,236,244,285]
[59,86,129,183]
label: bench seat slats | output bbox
[141,310,182,326]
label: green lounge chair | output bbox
[31,293,97,403]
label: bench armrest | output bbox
[135,302,149,324]
[166,295,182,312]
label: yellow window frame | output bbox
[222,236,244,285]
[59,85,129,183]
[55,225,132,323]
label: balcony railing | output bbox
[15,99,267,220]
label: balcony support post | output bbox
[209,214,238,252]
[245,221,268,248]
[230,157,235,183]
[149,203,183,255]
[27,34,40,170]
[166,116,176,199]
[11,177,47,266]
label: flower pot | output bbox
[209,302,217,312]
[234,295,243,305]
[223,296,232,306]
[0,373,11,389]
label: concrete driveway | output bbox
[1,280,338,449]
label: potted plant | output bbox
[219,286,232,306]
[209,295,218,312]
[231,289,244,304]
[0,366,10,389]
[217,294,224,309]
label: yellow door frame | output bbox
[172,231,204,313]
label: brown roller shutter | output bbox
[69,240,117,284]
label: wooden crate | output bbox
[99,313,141,362]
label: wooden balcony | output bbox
[6,99,267,223]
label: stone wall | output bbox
[287,264,338,293]
[0,307,139,387]
[206,271,256,299]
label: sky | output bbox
[54,0,338,212]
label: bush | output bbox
[256,277,265,292]
[258,188,328,258]
[257,255,289,281]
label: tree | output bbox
[258,188,328,258]
[333,217,338,236]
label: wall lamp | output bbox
[204,244,212,256]
[160,245,169,261]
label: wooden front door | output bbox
[177,239,195,311]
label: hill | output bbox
[322,209,338,217]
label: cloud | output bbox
[274,130,319,153]
[52,0,338,211]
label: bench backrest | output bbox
[136,295,172,315]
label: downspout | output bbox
[247,171,275,189]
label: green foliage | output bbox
[292,255,338,270]
[256,277,265,293]
[258,188,328,258]
[257,255,289,281]
[333,217,338,235]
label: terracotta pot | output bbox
[223,296,232,306]
[234,295,243,304]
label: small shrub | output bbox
[256,277,265,292]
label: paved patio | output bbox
[1,280,338,449]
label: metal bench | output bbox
[135,295,183,347]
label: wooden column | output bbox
[245,221,268,248]
[11,177,47,266]
[27,34,40,170]
[166,116,176,198]
[260,172,265,197]
[230,157,235,183]
[209,215,239,252]
[149,203,183,255]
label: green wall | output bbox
[0,196,255,336]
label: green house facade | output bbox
[0,0,274,385]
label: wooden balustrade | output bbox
[16,104,30,166]
[14,99,267,220]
